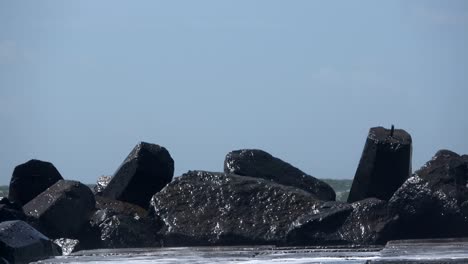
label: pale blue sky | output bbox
[1,1,467,184]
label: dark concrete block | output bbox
[0,220,60,264]
[339,198,398,244]
[348,126,412,203]
[8,159,63,206]
[388,175,467,239]
[415,150,468,203]
[224,149,336,201]
[150,170,321,246]
[89,208,160,248]
[100,142,174,208]
[286,202,353,245]
[23,180,95,238]
[287,198,397,245]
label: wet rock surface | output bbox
[150,170,322,246]
[339,198,397,244]
[0,220,60,264]
[224,149,336,201]
[77,196,159,249]
[100,142,174,208]
[388,175,467,239]
[286,201,354,245]
[8,159,63,206]
[23,180,96,238]
[415,150,468,203]
[348,126,412,203]
[89,208,160,248]
[287,198,397,245]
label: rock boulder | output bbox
[150,170,321,246]
[100,142,174,208]
[287,198,397,245]
[0,220,60,264]
[89,208,160,248]
[388,175,468,239]
[415,150,468,203]
[224,149,335,201]
[338,198,397,244]
[23,180,96,238]
[286,202,354,245]
[348,126,412,203]
[71,197,154,250]
[8,159,63,206]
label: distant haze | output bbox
[1,1,467,185]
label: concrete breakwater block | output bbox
[348,126,412,203]
[224,149,336,201]
[23,180,96,238]
[100,142,174,208]
[9,159,63,206]
[415,149,468,203]
[0,220,60,264]
[150,170,322,246]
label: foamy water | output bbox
[32,240,468,264]
[33,247,380,264]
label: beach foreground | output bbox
[34,238,468,264]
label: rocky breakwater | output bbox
[280,126,468,246]
[150,167,399,246]
[86,141,174,249]
[149,145,405,246]
[0,142,174,262]
[1,127,468,263]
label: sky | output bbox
[1,1,467,185]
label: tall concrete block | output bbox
[348,126,412,203]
